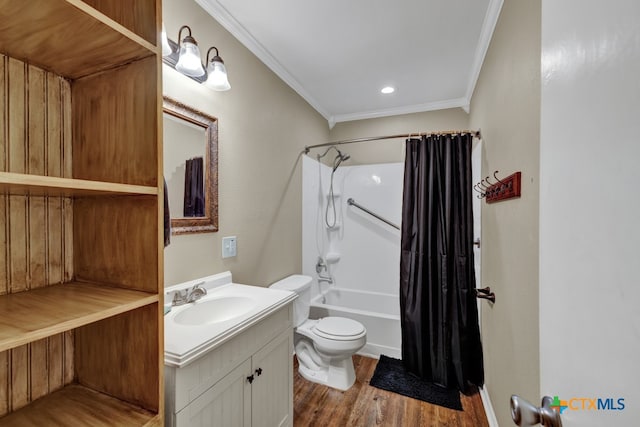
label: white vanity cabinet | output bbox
[165,304,294,427]
[250,330,293,427]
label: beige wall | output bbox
[469,0,541,424]
[325,109,469,164]
[162,0,329,287]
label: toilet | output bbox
[270,275,367,391]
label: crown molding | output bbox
[330,97,469,125]
[464,0,504,110]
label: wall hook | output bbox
[482,177,494,188]
[477,180,491,190]
[473,184,486,194]
[493,170,506,185]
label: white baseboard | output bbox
[479,385,500,427]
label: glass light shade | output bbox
[161,23,172,57]
[176,41,205,77]
[205,59,231,91]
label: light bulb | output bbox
[205,58,231,91]
[176,39,205,77]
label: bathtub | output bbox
[309,288,401,359]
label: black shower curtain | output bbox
[183,156,205,217]
[399,133,484,391]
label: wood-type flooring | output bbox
[294,355,489,427]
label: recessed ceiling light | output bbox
[381,86,395,94]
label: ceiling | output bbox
[196,0,503,127]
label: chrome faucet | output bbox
[172,282,208,306]
[315,257,333,284]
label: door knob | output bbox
[511,395,562,427]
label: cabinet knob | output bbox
[255,368,263,377]
[246,374,254,384]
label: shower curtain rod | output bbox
[304,129,481,153]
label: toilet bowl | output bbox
[270,275,367,390]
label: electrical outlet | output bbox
[222,236,237,258]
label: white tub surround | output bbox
[164,272,297,427]
[303,157,402,293]
[302,156,403,359]
[164,271,297,367]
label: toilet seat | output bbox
[312,317,366,341]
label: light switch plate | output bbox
[222,236,237,258]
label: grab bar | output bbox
[347,198,400,230]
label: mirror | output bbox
[163,96,218,235]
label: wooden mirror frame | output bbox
[163,96,219,235]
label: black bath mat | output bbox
[369,355,462,411]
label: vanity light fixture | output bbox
[162,24,232,90]
[175,25,205,77]
[204,47,231,91]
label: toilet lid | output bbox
[313,317,365,339]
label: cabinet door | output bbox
[251,329,293,427]
[175,359,252,427]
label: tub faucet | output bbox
[317,275,333,284]
[172,282,207,306]
[316,257,333,284]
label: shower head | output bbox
[337,149,351,162]
[318,145,351,171]
[318,146,350,160]
[332,149,350,171]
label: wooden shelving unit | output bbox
[0,0,163,423]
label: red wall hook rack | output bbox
[474,171,521,204]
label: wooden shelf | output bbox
[0,0,156,80]
[0,172,157,197]
[0,384,155,426]
[0,281,158,353]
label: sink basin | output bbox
[164,274,299,367]
[174,296,256,326]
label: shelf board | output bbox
[0,281,158,353]
[0,0,156,80]
[0,384,155,426]
[0,172,157,197]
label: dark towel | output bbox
[183,157,205,217]
[163,177,171,247]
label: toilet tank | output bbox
[270,275,312,327]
